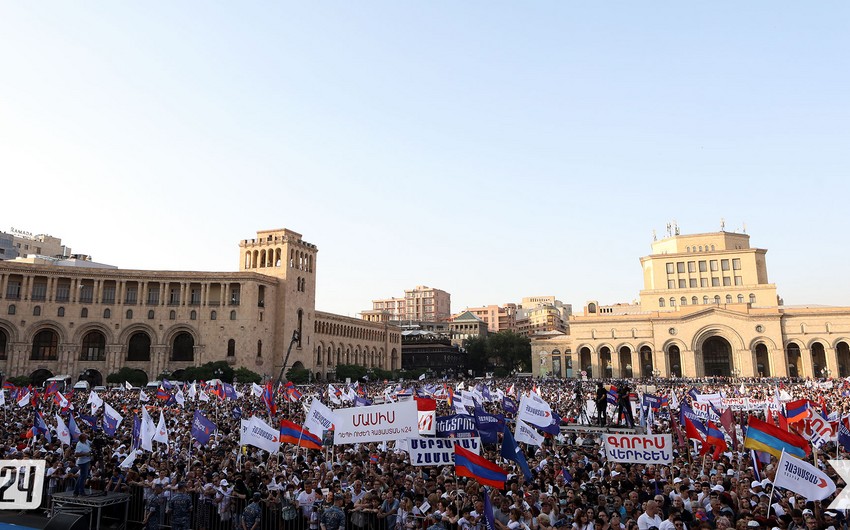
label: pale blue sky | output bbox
[2,2,848,316]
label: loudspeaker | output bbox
[45,512,89,530]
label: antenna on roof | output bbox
[742,222,747,234]
[652,229,657,241]
[720,218,725,232]
[673,220,680,235]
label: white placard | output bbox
[334,401,418,444]
[0,460,45,510]
[603,434,673,464]
[407,436,481,466]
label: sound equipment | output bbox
[45,511,89,530]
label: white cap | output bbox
[751,481,762,488]
[711,485,724,492]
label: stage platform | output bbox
[50,492,130,530]
[561,424,644,435]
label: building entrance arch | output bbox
[702,336,733,377]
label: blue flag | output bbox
[838,422,850,453]
[190,410,216,446]
[222,383,237,400]
[355,396,372,407]
[103,409,121,436]
[132,415,141,450]
[538,411,562,436]
[34,410,52,443]
[161,379,174,390]
[68,414,81,443]
[474,408,505,444]
[562,468,573,484]
[232,406,242,420]
[500,423,532,480]
[502,396,518,415]
[482,488,498,530]
[436,414,477,438]
[79,414,98,429]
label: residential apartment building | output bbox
[464,304,517,332]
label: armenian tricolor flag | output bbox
[785,399,813,423]
[279,419,322,450]
[454,443,507,489]
[744,415,810,459]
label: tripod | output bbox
[571,385,591,425]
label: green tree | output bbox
[488,330,531,373]
[234,367,262,384]
[106,367,148,387]
[335,364,367,382]
[464,336,490,376]
[286,367,311,384]
[371,368,393,381]
[8,376,31,387]
[182,361,235,383]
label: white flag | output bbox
[125,381,133,391]
[775,450,836,501]
[328,385,341,405]
[87,391,103,412]
[153,411,169,446]
[55,391,69,409]
[119,449,139,469]
[240,416,280,454]
[199,390,210,402]
[305,398,337,438]
[515,419,544,446]
[175,389,185,407]
[0,389,5,408]
[17,391,30,408]
[670,391,679,410]
[188,383,197,400]
[103,403,124,431]
[418,373,426,381]
[252,383,264,398]
[55,414,71,446]
[140,407,156,451]
[139,389,149,403]
[517,394,554,428]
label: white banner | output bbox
[694,393,724,407]
[776,450,836,501]
[515,419,544,446]
[716,397,783,411]
[305,399,337,438]
[603,434,673,464]
[517,395,554,428]
[333,401,418,445]
[240,416,280,454]
[408,436,481,466]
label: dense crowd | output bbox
[1,375,849,530]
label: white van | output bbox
[73,380,90,392]
[45,375,73,393]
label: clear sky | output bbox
[2,2,848,316]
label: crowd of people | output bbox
[1,375,848,530]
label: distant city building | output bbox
[449,311,488,347]
[361,286,451,323]
[0,228,72,260]
[530,227,850,380]
[463,303,517,332]
[400,328,465,376]
[515,296,571,337]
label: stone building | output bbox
[0,228,400,386]
[531,230,850,380]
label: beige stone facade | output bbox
[531,231,850,380]
[463,304,517,332]
[0,228,400,385]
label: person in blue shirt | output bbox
[73,432,92,496]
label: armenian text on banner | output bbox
[334,401,418,444]
[603,434,674,464]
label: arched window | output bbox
[691,297,698,305]
[711,245,715,251]
[58,307,65,317]
[669,297,676,307]
[127,332,151,361]
[80,308,88,318]
[257,340,263,357]
[726,295,733,304]
[169,310,176,320]
[7,305,15,315]
[737,294,744,303]
[703,296,709,305]
[658,298,665,308]
[126,309,133,319]
[171,332,194,361]
[103,308,111,319]
[148,310,155,319]
[0,329,7,360]
[714,295,721,304]
[680,297,687,306]
[227,339,235,357]
[80,331,106,361]
[190,310,197,321]
[33,306,41,316]
[31,329,58,360]
[210,310,217,320]
[749,294,756,304]
[230,310,236,320]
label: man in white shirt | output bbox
[297,480,319,519]
[638,501,664,530]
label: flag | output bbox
[199,390,210,402]
[751,450,762,482]
[34,410,52,442]
[232,406,242,419]
[139,389,149,403]
[132,415,141,450]
[68,413,80,442]
[517,393,553,428]
[140,407,156,451]
[87,391,103,413]
[53,391,69,410]
[354,396,372,407]
[125,381,133,391]
[0,389,5,408]
[416,397,437,436]
[78,414,97,429]
[719,407,738,450]
[455,444,507,489]
[175,389,185,407]
[279,419,323,450]
[153,411,169,445]
[305,398,337,438]
[562,468,573,484]
[155,386,170,400]
[482,488,498,530]
[785,399,812,423]
[55,413,71,445]
[251,383,264,397]
[700,421,728,460]
[744,415,810,459]
[774,449,836,501]
[188,383,197,400]
[502,396,518,415]
[222,383,237,400]
[263,382,277,416]
[191,410,217,446]
[17,390,31,408]
[240,416,280,454]
[670,391,679,411]
[515,419,544,446]
[838,418,850,453]
[500,424,532,481]
[680,403,707,442]
[45,381,59,396]
[284,381,302,402]
[103,403,124,436]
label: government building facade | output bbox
[0,228,401,386]
[531,230,850,380]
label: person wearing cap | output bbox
[321,494,346,530]
[241,492,263,530]
[143,483,164,530]
[167,482,193,530]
